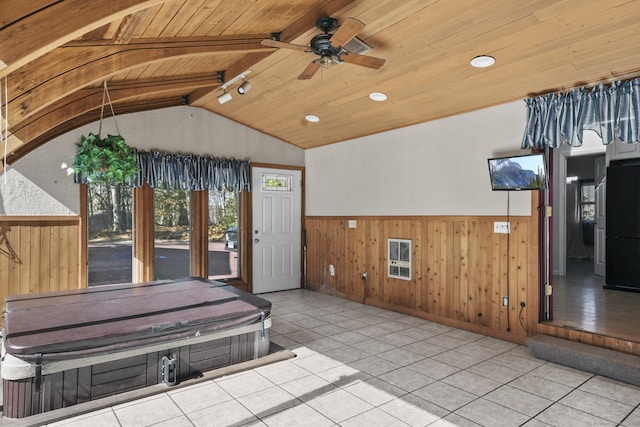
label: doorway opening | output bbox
[549,133,640,342]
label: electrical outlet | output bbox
[494,221,510,234]
[348,220,357,229]
[329,264,335,276]
[502,296,509,306]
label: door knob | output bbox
[254,238,260,243]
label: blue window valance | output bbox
[133,151,251,191]
[521,77,640,149]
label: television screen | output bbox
[488,153,548,191]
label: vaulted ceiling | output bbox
[3,0,640,167]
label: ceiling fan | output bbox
[262,17,386,80]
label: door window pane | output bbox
[87,183,133,285]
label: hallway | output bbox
[550,259,640,342]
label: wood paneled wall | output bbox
[305,214,539,343]
[0,217,83,311]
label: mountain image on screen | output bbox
[490,159,544,190]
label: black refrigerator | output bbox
[605,161,640,291]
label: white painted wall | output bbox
[305,101,533,216]
[0,106,304,215]
[3,101,548,218]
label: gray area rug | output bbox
[527,335,640,387]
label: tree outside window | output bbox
[87,184,240,285]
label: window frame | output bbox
[82,184,251,291]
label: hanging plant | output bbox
[72,81,138,185]
[73,132,138,184]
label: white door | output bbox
[251,166,302,293]
[594,156,606,276]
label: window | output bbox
[87,183,133,286]
[83,152,249,286]
[580,181,595,222]
[154,188,191,280]
[388,238,412,280]
[208,188,240,280]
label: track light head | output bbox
[237,80,252,95]
[217,91,232,104]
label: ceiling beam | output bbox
[8,35,272,124]
[4,0,360,166]
[0,0,164,77]
[11,74,220,148]
[4,97,186,169]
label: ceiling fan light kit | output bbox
[305,115,320,123]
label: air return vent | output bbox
[344,36,372,55]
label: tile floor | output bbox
[40,288,640,427]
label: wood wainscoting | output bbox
[0,216,83,311]
[305,215,540,344]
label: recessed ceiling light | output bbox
[369,92,388,101]
[470,55,495,68]
[305,114,320,123]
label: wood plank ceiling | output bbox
[2,0,640,165]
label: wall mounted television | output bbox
[488,153,548,191]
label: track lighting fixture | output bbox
[237,80,251,95]
[217,91,232,104]
[217,70,252,104]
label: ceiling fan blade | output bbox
[340,53,385,69]
[298,61,321,80]
[330,17,365,47]
[261,39,308,52]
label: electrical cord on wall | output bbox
[519,301,529,335]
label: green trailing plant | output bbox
[73,132,138,184]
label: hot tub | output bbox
[1,278,271,419]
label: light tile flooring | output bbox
[43,288,640,427]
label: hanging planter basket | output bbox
[73,132,138,184]
[72,82,138,185]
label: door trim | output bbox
[249,163,305,293]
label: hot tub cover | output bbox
[2,278,271,362]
